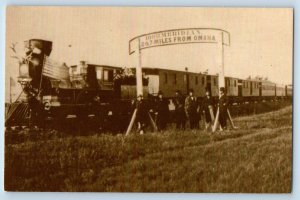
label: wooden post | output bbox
[219,32,225,88]
[227,108,237,129]
[212,31,225,132]
[126,108,137,135]
[126,39,143,135]
[136,38,143,96]
[209,105,215,122]
[212,107,220,132]
[148,112,158,131]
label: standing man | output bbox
[155,91,169,132]
[202,90,215,131]
[173,90,186,130]
[135,95,148,134]
[185,89,199,129]
[219,87,228,131]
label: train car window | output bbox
[103,69,113,82]
[214,77,217,86]
[234,80,237,87]
[195,76,198,85]
[164,73,168,84]
[202,77,205,85]
[96,67,102,80]
[108,70,113,82]
[173,74,176,84]
[104,70,109,81]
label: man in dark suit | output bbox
[185,89,199,129]
[135,95,148,134]
[155,91,169,132]
[218,87,228,130]
[173,90,186,130]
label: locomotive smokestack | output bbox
[23,39,53,89]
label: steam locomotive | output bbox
[5,39,292,129]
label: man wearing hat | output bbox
[135,94,148,134]
[185,89,199,129]
[154,91,169,131]
[218,87,228,130]
[173,90,186,130]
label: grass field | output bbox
[5,105,292,192]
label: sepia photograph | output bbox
[4,6,293,192]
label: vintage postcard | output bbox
[4,7,293,192]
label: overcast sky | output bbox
[5,7,293,101]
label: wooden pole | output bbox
[126,108,137,135]
[227,108,237,129]
[136,38,143,96]
[219,32,225,88]
[148,112,158,131]
[126,39,143,135]
[212,31,225,132]
[209,105,215,122]
[212,107,220,132]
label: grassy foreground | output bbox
[5,106,292,192]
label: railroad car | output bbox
[260,80,276,100]
[5,39,293,129]
[224,76,239,103]
[240,79,261,102]
[276,84,286,99]
[143,67,292,104]
[143,68,207,98]
[205,74,219,97]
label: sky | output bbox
[5,7,293,102]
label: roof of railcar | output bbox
[142,67,207,76]
[70,64,122,70]
[142,67,242,80]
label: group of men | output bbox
[134,87,229,134]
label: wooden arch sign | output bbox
[127,28,232,134]
[129,28,230,96]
